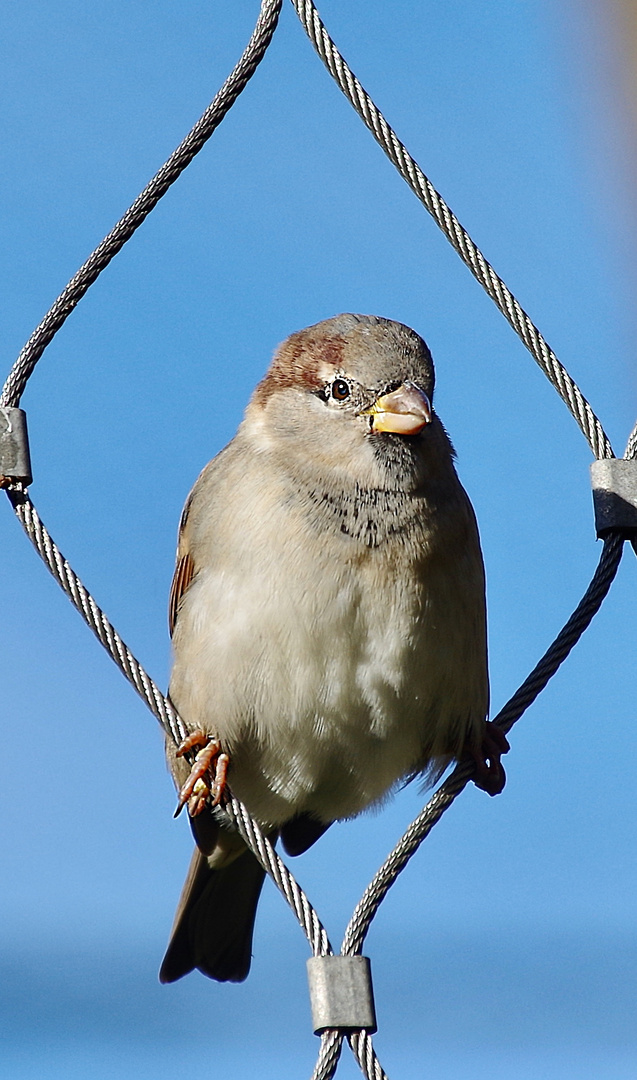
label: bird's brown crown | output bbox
[252,326,344,405]
[252,314,435,407]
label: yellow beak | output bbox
[364,381,432,435]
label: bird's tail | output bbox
[159,846,266,983]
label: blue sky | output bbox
[1,2,636,1078]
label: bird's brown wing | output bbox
[168,550,195,637]
[169,491,199,637]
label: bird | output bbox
[159,313,508,985]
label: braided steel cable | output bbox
[289,0,613,462]
[224,802,389,1080]
[2,6,632,1079]
[225,797,332,958]
[311,1031,388,1080]
[491,533,625,734]
[348,1034,387,1080]
[224,801,388,1080]
[341,532,624,958]
[312,1033,343,1080]
[6,484,188,748]
[11,481,621,1080]
[624,430,637,559]
[0,0,282,411]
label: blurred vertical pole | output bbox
[602,0,637,399]
[570,0,637,401]
[603,1,637,186]
[611,1,637,124]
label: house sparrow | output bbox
[159,313,508,985]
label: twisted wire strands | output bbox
[4,480,624,1080]
[0,0,283,412]
[625,423,637,462]
[311,1031,387,1080]
[342,533,623,961]
[4,484,382,1080]
[313,1032,344,1080]
[2,3,634,1079]
[222,802,389,1080]
[625,429,637,558]
[225,798,333,958]
[349,1034,388,1080]
[6,484,189,749]
[289,0,613,461]
[222,803,391,1080]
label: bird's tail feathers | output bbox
[159,846,266,984]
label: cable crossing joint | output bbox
[590,459,637,537]
[307,956,377,1035]
[0,407,32,487]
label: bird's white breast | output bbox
[169,449,486,828]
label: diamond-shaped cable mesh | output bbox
[2,3,634,1077]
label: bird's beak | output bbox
[363,381,432,435]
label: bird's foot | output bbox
[472,722,510,796]
[173,730,229,818]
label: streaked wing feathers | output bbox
[169,551,195,637]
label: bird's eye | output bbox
[331,379,350,401]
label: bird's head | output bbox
[242,314,449,492]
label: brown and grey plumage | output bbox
[159,314,507,985]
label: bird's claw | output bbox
[173,730,230,818]
[472,721,510,796]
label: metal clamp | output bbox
[307,955,377,1034]
[590,460,637,538]
[0,407,32,487]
